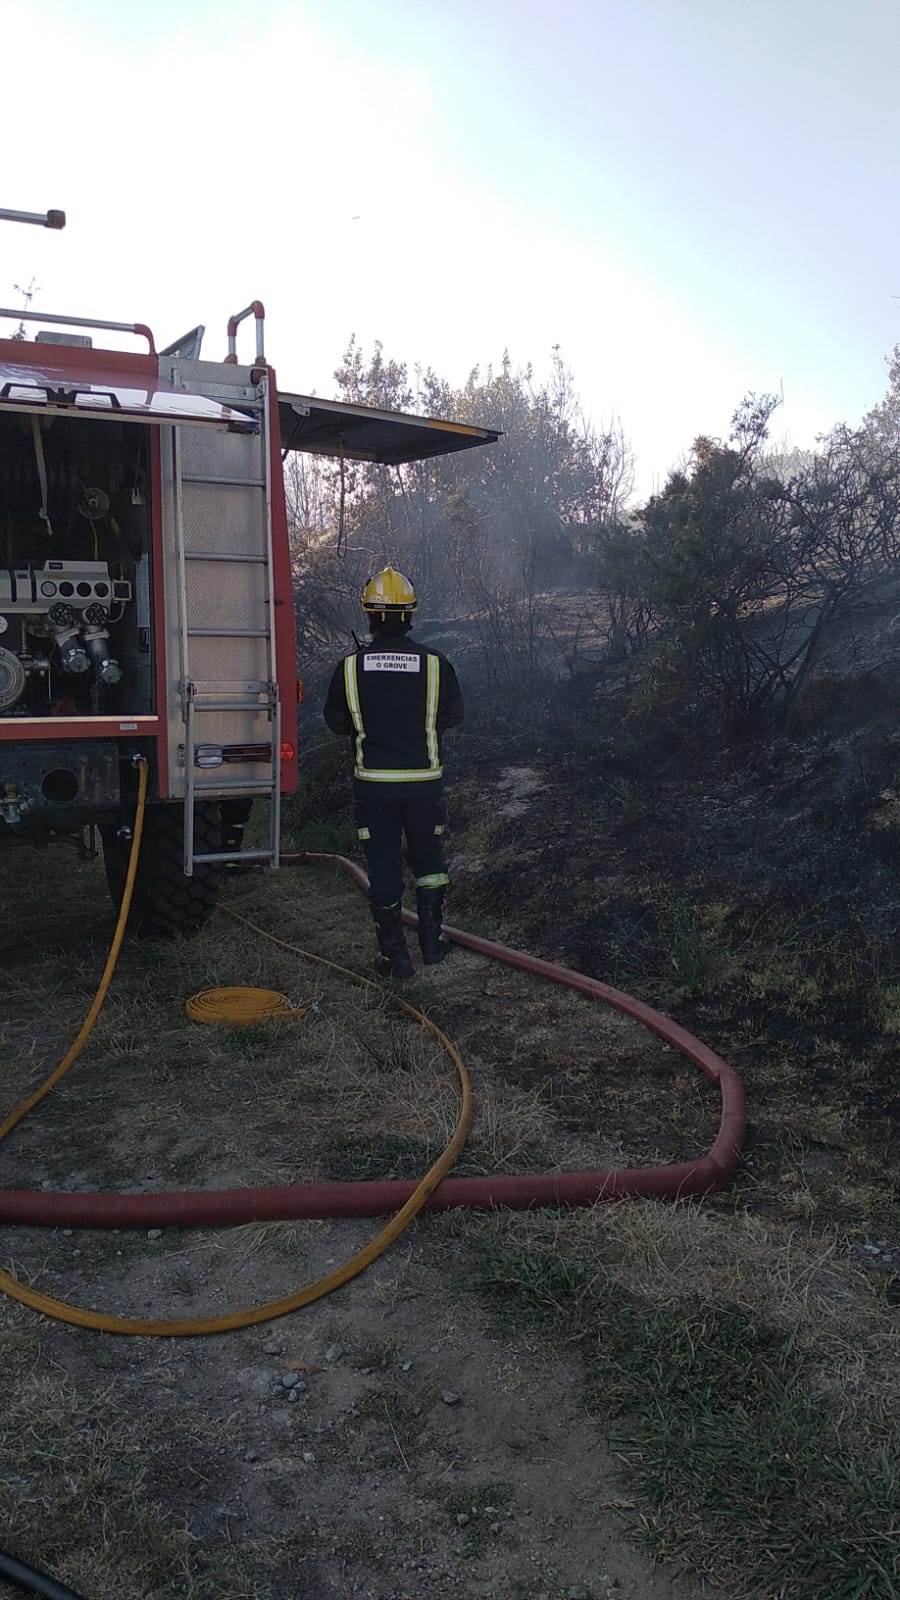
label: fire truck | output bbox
[0,207,497,933]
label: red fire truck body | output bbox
[0,303,496,932]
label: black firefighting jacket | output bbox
[324,635,464,785]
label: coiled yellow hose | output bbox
[185,986,305,1025]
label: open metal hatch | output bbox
[278,393,500,465]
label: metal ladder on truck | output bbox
[171,368,282,875]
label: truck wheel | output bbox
[101,802,223,937]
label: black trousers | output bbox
[354,783,448,906]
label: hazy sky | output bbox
[4,0,899,496]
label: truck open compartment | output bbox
[0,408,154,722]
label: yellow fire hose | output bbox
[0,764,472,1336]
[184,986,305,1025]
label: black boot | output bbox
[416,887,452,966]
[371,902,414,980]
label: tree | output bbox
[289,338,635,721]
[862,343,900,448]
[625,383,900,733]
[773,422,900,715]
[631,394,791,727]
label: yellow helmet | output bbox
[361,566,417,622]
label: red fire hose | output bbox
[0,852,745,1229]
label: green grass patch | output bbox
[319,1131,489,1182]
[320,1132,438,1182]
[353,1338,403,1372]
[472,1241,900,1600]
[473,1245,601,1339]
[215,1020,289,1063]
[874,981,900,1036]
[451,823,496,856]
[608,894,738,999]
[824,1182,900,1236]
[424,1480,513,1519]
[355,1386,422,1428]
[294,816,357,854]
[423,1481,514,1554]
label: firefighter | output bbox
[323,566,464,978]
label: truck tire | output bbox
[101,801,223,937]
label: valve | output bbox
[83,627,122,685]
[55,627,90,675]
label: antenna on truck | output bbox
[0,207,66,229]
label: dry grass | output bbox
[471,1199,900,1410]
[0,1350,197,1597]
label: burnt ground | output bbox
[432,602,900,1245]
[445,733,900,1229]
